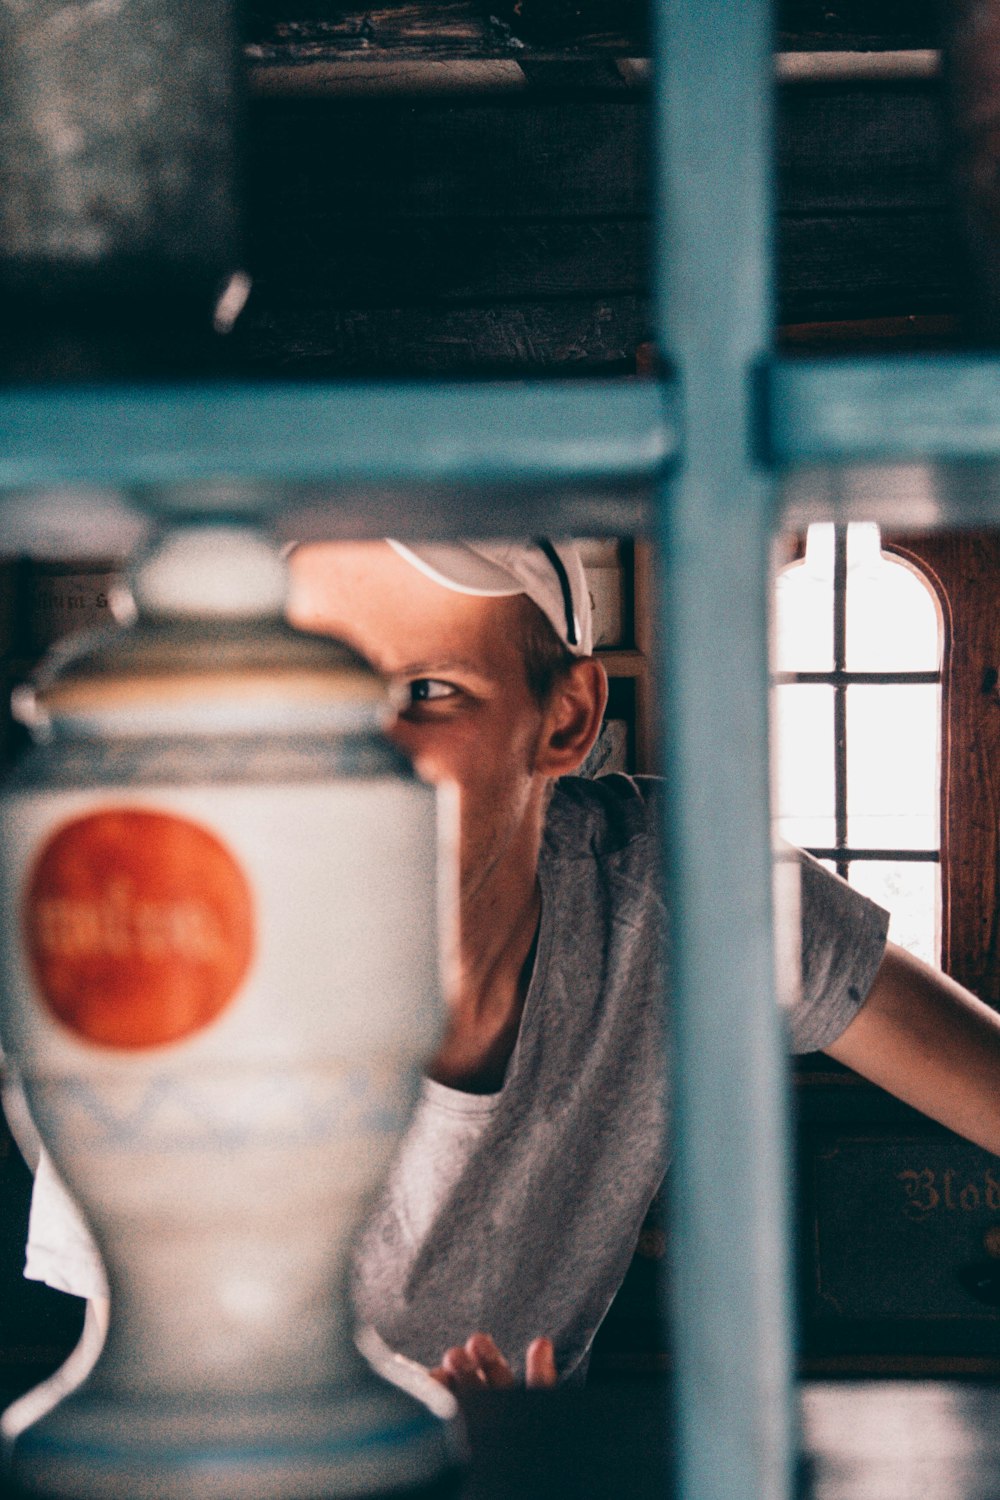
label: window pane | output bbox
[846,525,940,671]
[773,684,836,848]
[773,523,833,672]
[848,861,939,966]
[847,684,939,850]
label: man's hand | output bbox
[429,1333,557,1393]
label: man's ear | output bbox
[535,658,609,777]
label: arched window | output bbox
[773,524,943,965]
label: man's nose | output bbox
[385,721,444,787]
[385,717,423,769]
[385,711,410,745]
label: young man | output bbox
[286,538,1000,1392]
[20,538,1000,1393]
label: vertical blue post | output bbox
[650,4,793,1500]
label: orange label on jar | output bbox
[23,808,255,1049]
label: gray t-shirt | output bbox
[352,774,890,1384]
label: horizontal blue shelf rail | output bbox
[0,380,676,499]
[771,354,1000,532]
[14,355,1000,519]
[770,355,1000,464]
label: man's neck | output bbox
[427,861,543,1096]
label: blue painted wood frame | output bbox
[650,4,794,1500]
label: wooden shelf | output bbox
[593,539,657,775]
[242,0,940,68]
[596,648,645,675]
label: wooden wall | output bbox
[230,76,958,377]
[225,0,962,376]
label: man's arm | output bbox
[824,941,1000,1156]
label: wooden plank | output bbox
[242,0,939,63]
[778,80,943,213]
[246,98,647,219]
[232,294,649,374]
[516,59,628,91]
[777,0,939,52]
[779,315,959,349]
[248,82,941,224]
[778,210,957,321]
[247,219,646,303]
[237,217,955,357]
[242,0,645,64]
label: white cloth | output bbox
[24,1146,108,1301]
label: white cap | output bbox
[385,539,593,657]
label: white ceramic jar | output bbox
[0,524,461,1500]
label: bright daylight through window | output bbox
[773,523,942,965]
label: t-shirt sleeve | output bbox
[788,849,890,1054]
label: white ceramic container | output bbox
[0,525,461,1500]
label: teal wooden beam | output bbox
[0,380,674,497]
[652,4,794,1500]
[770,355,1000,463]
[772,354,1000,530]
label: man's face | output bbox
[288,542,553,905]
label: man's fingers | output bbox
[466,1333,516,1389]
[433,1333,556,1394]
[525,1336,557,1388]
[442,1343,487,1392]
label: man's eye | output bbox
[408,679,455,705]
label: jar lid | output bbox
[15,525,394,740]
